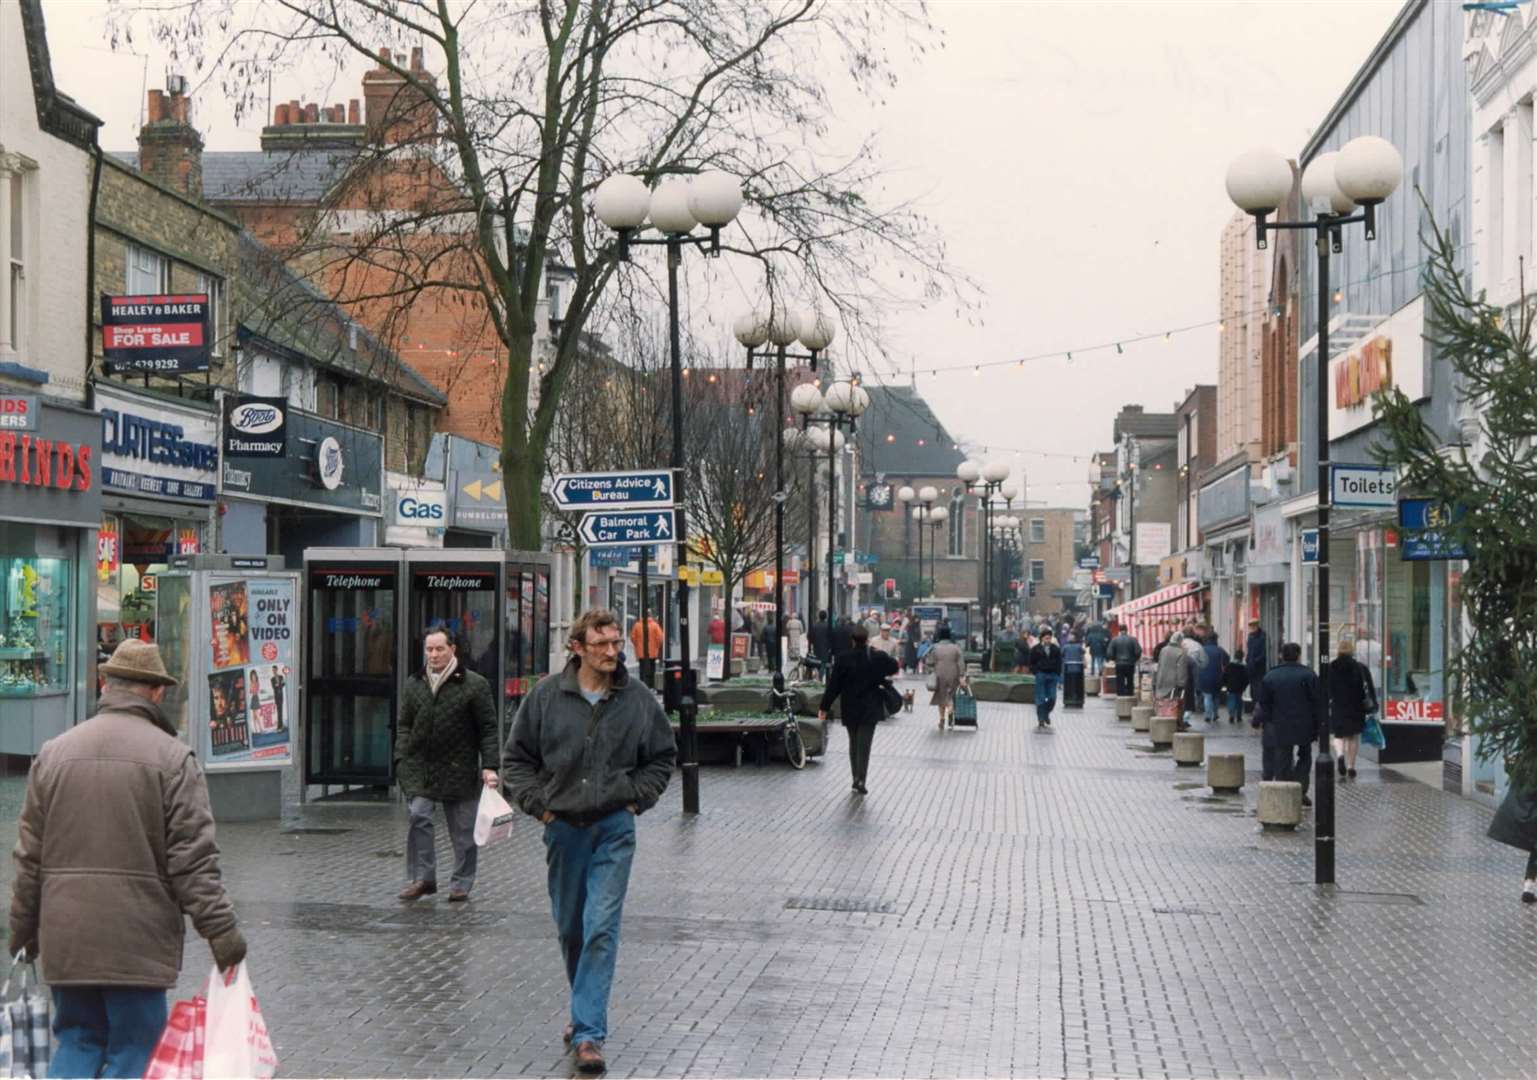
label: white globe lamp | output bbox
[593,174,650,230]
[1224,149,1293,215]
[789,383,824,416]
[648,180,698,234]
[982,460,1010,484]
[1301,151,1356,216]
[799,311,836,352]
[1335,136,1402,206]
[686,171,743,227]
[957,460,981,484]
[733,310,770,349]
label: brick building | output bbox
[853,385,980,604]
[1019,506,1080,617]
[190,49,570,447]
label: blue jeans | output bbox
[1202,691,1219,722]
[50,986,167,1079]
[1035,673,1060,725]
[1227,691,1242,720]
[544,809,637,1045]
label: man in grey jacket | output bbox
[504,609,677,1075]
[10,640,245,1079]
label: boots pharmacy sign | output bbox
[101,294,211,375]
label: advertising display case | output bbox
[155,555,298,820]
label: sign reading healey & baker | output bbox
[222,395,288,459]
[101,294,211,375]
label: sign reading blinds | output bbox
[222,395,287,458]
[101,294,211,375]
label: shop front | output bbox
[1199,460,1250,652]
[0,397,102,757]
[1244,501,1289,669]
[94,385,218,659]
[220,407,383,564]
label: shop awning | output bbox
[1105,582,1209,653]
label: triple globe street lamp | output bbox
[734,307,835,683]
[895,484,941,600]
[1224,133,1402,886]
[956,459,1017,656]
[791,380,869,625]
[990,515,1021,629]
[594,168,745,816]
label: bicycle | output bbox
[770,681,808,769]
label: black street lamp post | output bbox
[595,170,745,816]
[736,309,833,687]
[957,459,1014,658]
[1226,136,1402,884]
[793,381,869,625]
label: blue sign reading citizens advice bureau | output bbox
[553,469,674,511]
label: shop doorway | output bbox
[1256,584,1283,669]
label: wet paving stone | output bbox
[1,684,1533,1078]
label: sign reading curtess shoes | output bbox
[97,386,219,503]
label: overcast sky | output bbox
[43,0,1404,506]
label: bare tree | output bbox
[122,0,964,547]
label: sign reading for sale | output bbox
[101,294,211,375]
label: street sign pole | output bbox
[667,239,700,815]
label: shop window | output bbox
[97,515,203,657]
[1,556,70,696]
[126,244,169,294]
[315,376,340,419]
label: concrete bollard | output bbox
[1257,781,1303,829]
[1149,715,1177,749]
[1131,705,1154,732]
[1138,685,1155,706]
[1207,752,1245,793]
[1172,732,1204,767]
[1115,695,1134,721]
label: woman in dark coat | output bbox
[1488,776,1537,904]
[819,624,899,795]
[901,617,920,674]
[1327,639,1377,779]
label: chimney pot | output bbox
[304,102,320,123]
[290,99,302,123]
[410,46,424,71]
[146,89,166,123]
[274,102,291,125]
[333,102,344,122]
[378,46,392,66]
[348,99,360,124]
[170,95,190,124]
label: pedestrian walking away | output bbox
[1256,642,1323,805]
[1328,639,1377,780]
[628,613,663,688]
[1029,629,1063,728]
[1223,647,1250,724]
[1061,633,1087,708]
[1487,776,1537,904]
[927,627,965,730]
[396,625,500,903]
[1245,619,1269,713]
[1154,632,1187,708]
[503,609,678,1074]
[809,610,833,668]
[1199,633,1229,725]
[1107,626,1142,697]
[1085,621,1109,677]
[819,624,900,794]
[831,615,855,660]
[9,639,247,1080]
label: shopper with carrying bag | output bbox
[819,624,900,794]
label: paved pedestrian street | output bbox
[5,681,1536,1079]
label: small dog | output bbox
[902,689,915,712]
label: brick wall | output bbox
[93,158,242,393]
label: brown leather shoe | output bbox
[562,1023,575,1046]
[573,1041,605,1073]
[397,880,437,901]
[448,888,469,903]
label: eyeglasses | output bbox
[581,637,623,653]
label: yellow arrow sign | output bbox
[485,479,503,501]
[462,479,483,500]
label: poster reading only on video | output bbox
[203,577,296,769]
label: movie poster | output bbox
[207,669,250,757]
[202,576,295,769]
[209,582,250,668]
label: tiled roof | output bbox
[110,150,357,203]
[855,384,965,478]
[234,232,445,405]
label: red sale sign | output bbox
[1385,699,1444,723]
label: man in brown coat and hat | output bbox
[9,639,246,1079]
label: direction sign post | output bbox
[578,509,677,549]
[553,469,674,512]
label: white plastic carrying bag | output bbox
[203,963,277,1080]
[474,785,516,847]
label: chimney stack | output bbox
[137,77,203,200]
[259,92,367,151]
[363,43,439,146]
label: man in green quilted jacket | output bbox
[395,625,500,902]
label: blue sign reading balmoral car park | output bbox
[553,469,674,511]
[579,510,676,549]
